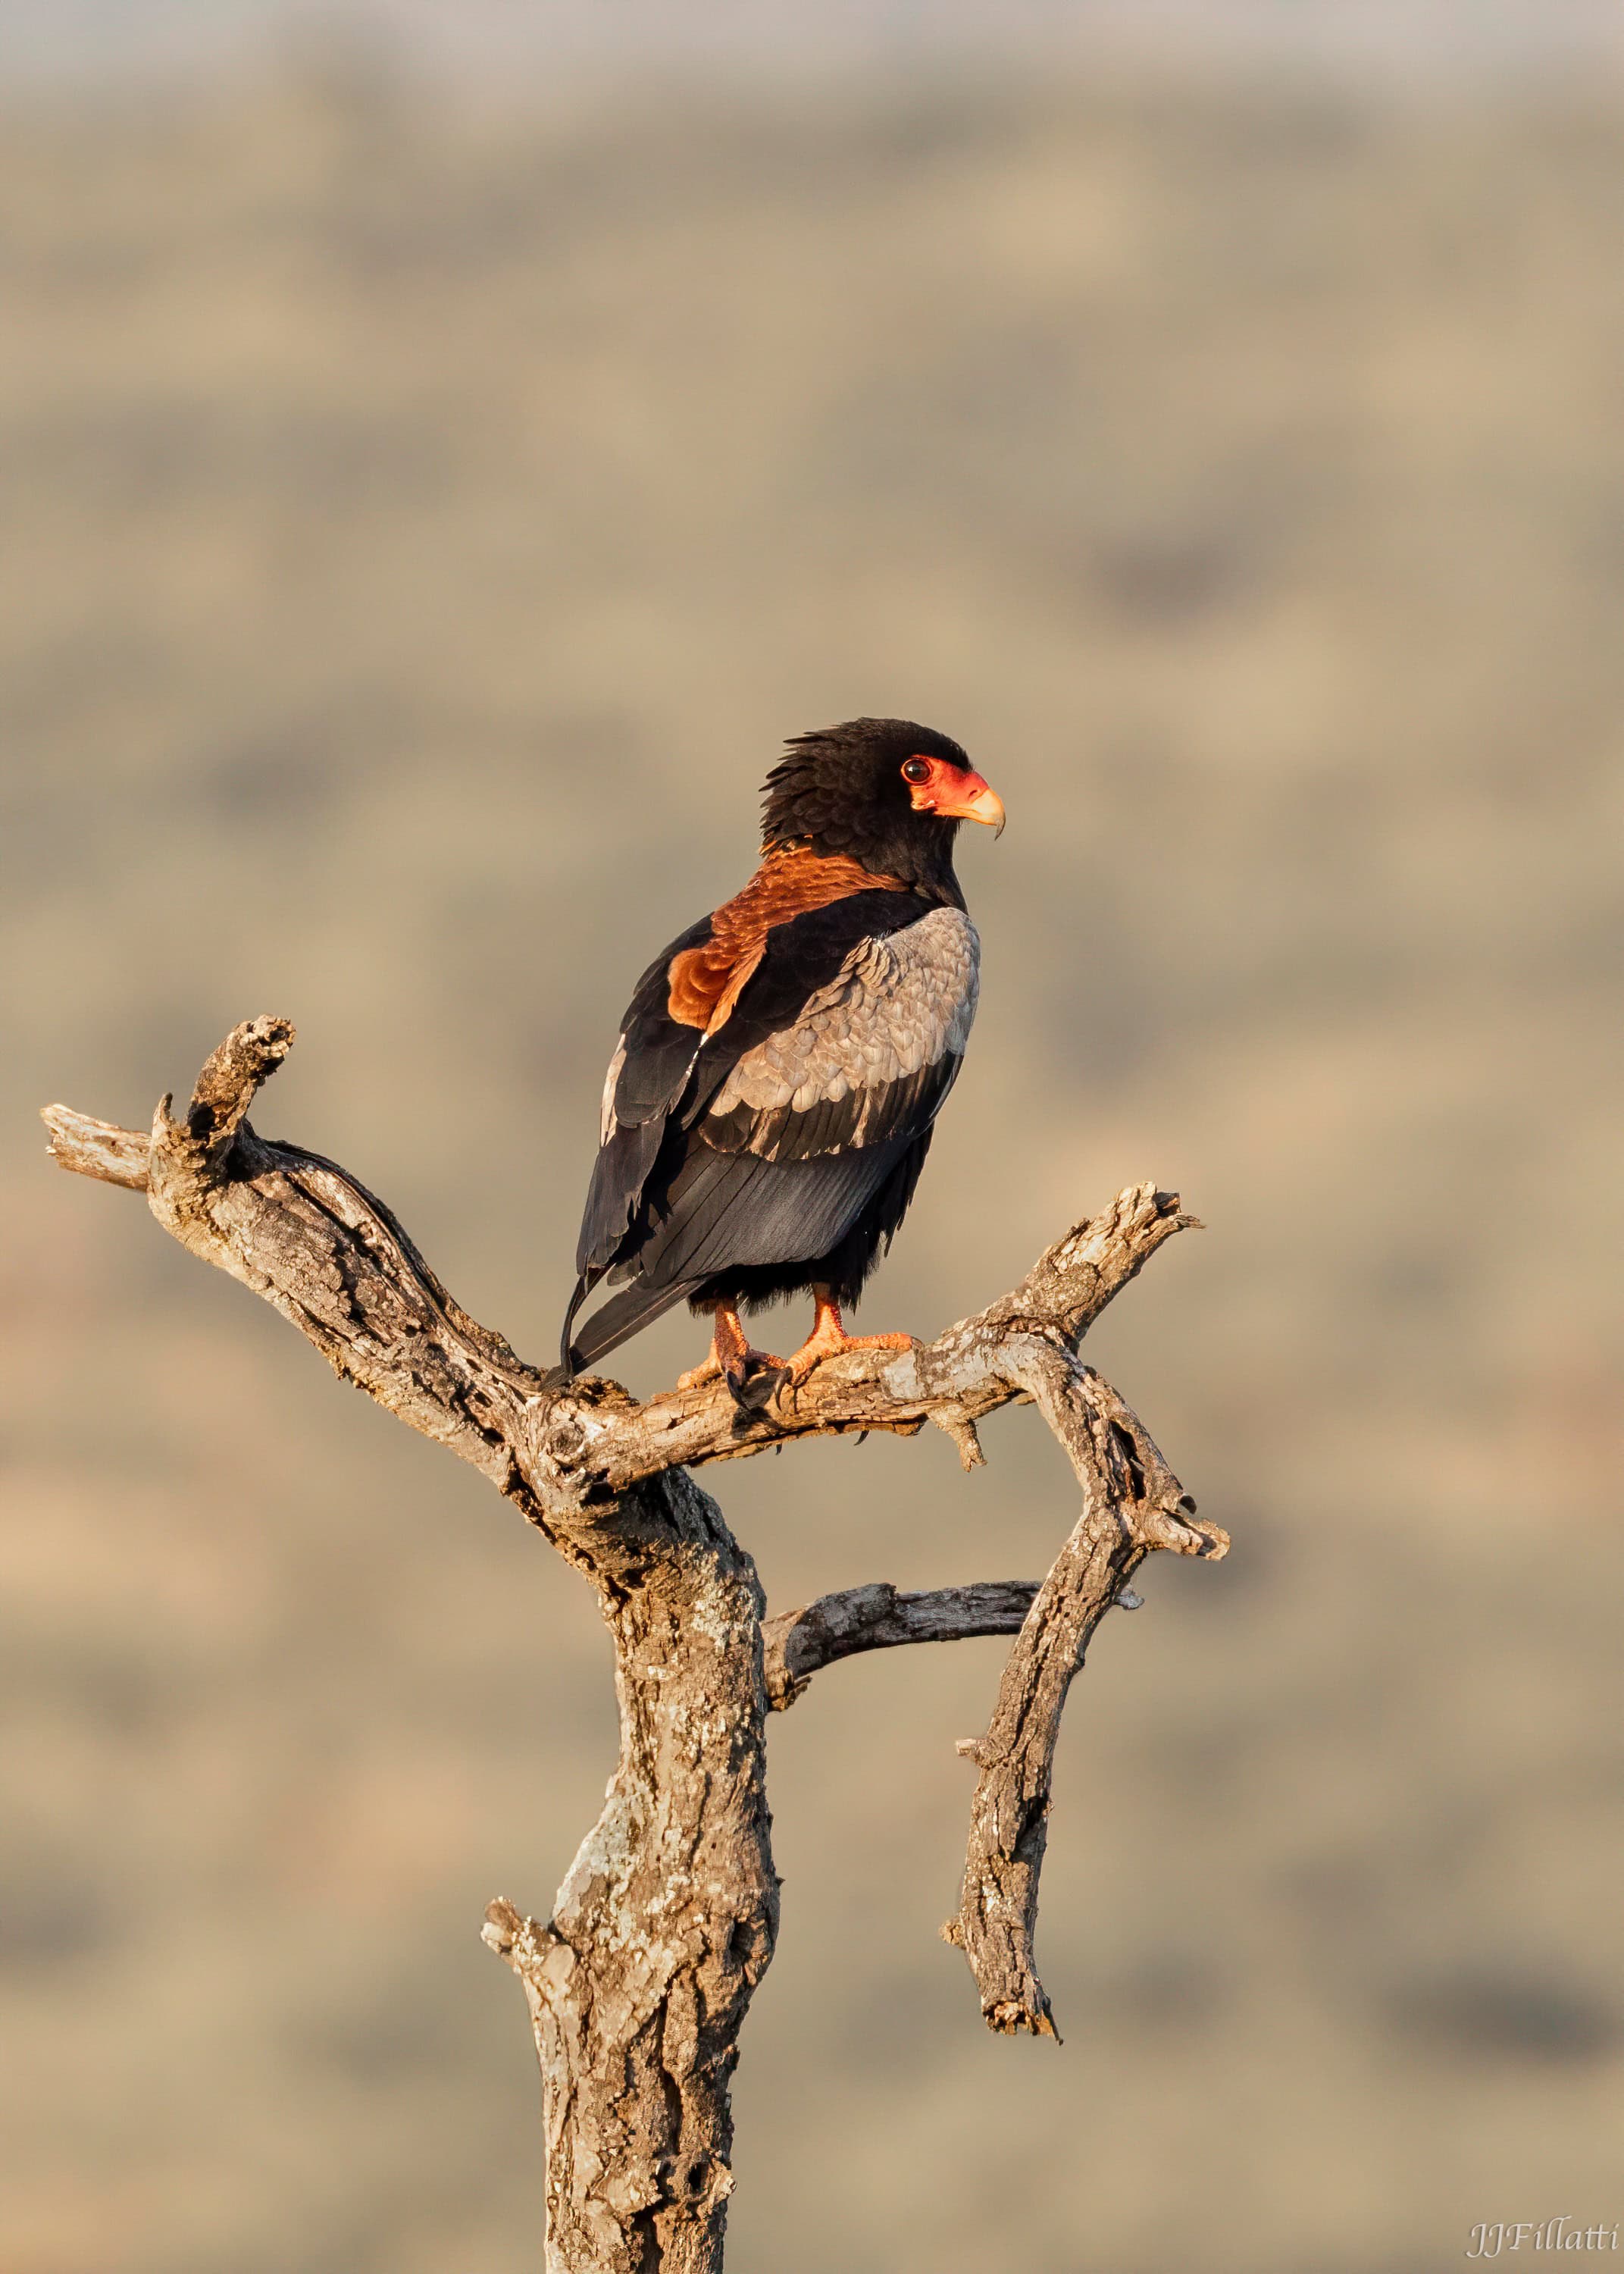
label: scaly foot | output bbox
[781,1290,916,1389]
[679,1306,787,1410]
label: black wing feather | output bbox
[565,1273,706,1374]
[574,915,712,1279]
[629,1133,917,1288]
[612,916,713,1125]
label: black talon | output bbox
[726,1358,788,1415]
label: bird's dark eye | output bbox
[901,757,932,785]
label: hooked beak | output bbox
[912,766,1006,835]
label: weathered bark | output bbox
[483,1467,777,2271]
[763,1580,1043,1710]
[42,1019,1227,2272]
[941,1346,1221,2034]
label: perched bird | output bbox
[561,718,1003,1404]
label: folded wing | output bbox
[699,910,979,1164]
[564,897,979,1371]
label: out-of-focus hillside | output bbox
[2,67,1621,2274]
[3,0,1622,85]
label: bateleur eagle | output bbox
[561,718,1003,1405]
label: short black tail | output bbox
[562,1273,702,1379]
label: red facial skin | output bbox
[902,756,1006,832]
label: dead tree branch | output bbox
[43,1018,1225,2272]
[762,1580,1040,1710]
[942,1347,1223,2035]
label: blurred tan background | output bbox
[3,14,1622,2272]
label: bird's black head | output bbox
[759,718,1004,903]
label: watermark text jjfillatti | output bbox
[1468,2222,1619,2259]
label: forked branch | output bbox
[43,1018,1225,2269]
[42,1021,1201,1509]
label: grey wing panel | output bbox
[702,907,979,1162]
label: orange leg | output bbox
[780,1287,916,1388]
[677,1304,786,1395]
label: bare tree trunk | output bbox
[488,1470,778,2272]
[42,1019,1226,2273]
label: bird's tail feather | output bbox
[565,1275,702,1378]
